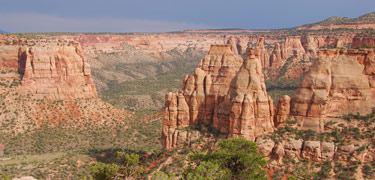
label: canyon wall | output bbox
[0,38,97,100]
[0,35,129,134]
[351,34,375,48]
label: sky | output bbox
[0,0,374,33]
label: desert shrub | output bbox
[89,162,119,180]
[186,138,267,180]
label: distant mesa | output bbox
[297,12,375,30]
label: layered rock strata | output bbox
[255,38,270,69]
[269,42,286,68]
[0,40,97,100]
[290,48,375,130]
[162,45,275,149]
[351,34,375,48]
[255,137,372,163]
[274,95,291,127]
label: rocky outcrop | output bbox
[351,34,375,48]
[301,34,318,57]
[162,44,243,149]
[256,138,338,162]
[228,47,274,139]
[237,36,251,54]
[284,36,306,60]
[290,48,375,131]
[0,36,130,135]
[227,37,239,55]
[269,42,286,68]
[0,39,97,100]
[255,38,270,68]
[274,95,291,127]
[162,44,275,149]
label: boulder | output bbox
[284,139,303,159]
[302,141,321,160]
[256,138,275,156]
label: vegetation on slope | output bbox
[300,12,375,28]
[91,46,204,111]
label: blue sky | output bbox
[0,0,374,32]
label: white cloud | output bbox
[0,13,215,33]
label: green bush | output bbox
[151,171,176,180]
[1,173,11,180]
[89,162,119,180]
[186,138,267,180]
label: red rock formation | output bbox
[301,35,318,57]
[162,45,275,149]
[284,36,306,60]
[269,42,286,68]
[256,138,336,162]
[228,47,274,139]
[162,44,243,149]
[0,40,97,100]
[227,37,239,55]
[351,34,375,48]
[237,36,251,54]
[274,95,291,127]
[255,38,270,68]
[290,48,375,131]
[0,36,131,133]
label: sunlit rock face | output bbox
[0,39,97,100]
[162,44,275,149]
[290,48,375,131]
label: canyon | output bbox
[159,34,375,179]
[1,12,375,179]
[161,41,375,149]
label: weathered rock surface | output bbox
[228,47,274,139]
[227,37,239,55]
[284,139,303,159]
[351,34,375,48]
[284,36,306,60]
[255,138,358,163]
[274,95,291,127]
[321,142,335,160]
[162,44,275,149]
[0,39,97,100]
[269,42,286,68]
[255,38,270,68]
[0,36,130,133]
[256,138,275,156]
[162,44,243,149]
[290,49,375,130]
[302,141,321,160]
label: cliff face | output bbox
[351,34,375,48]
[255,38,270,69]
[61,33,356,83]
[162,45,274,149]
[0,36,127,134]
[289,48,375,130]
[227,48,274,139]
[269,42,286,68]
[0,39,97,100]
